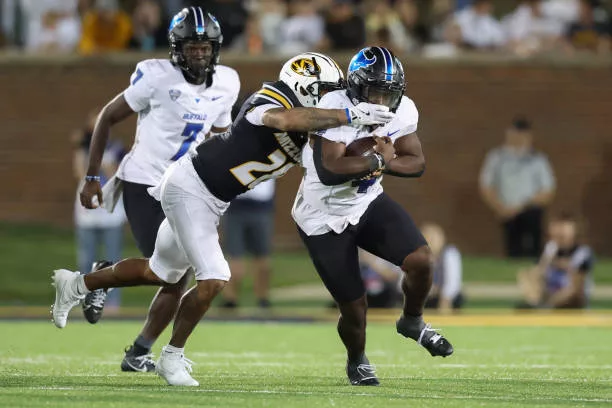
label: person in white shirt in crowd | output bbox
[72,109,126,312]
[517,213,595,309]
[445,0,506,50]
[479,116,556,259]
[503,0,565,56]
[421,223,463,313]
[220,180,276,309]
[20,0,81,52]
[279,0,324,54]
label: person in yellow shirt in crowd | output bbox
[79,0,132,54]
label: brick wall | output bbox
[1,55,611,255]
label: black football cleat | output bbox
[346,355,380,386]
[397,317,454,357]
[121,345,156,373]
[81,260,113,324]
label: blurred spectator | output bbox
[220,180,276,309]
[278,0,324,54]
[358,249,402,308]
[517,213,595,309]
[422,223,464,313]
[255,0,286,52]
[320,0,365,51]
[129,0,167,51]
[542,0,581,25]
[479,116,556,259]
[231,15,264,54]
[366,0,413,53]
[78,0,132,55]
[444,0,506,50]
[563,0,611,55]
[20,0,81,53]
[72,109,126,310]
[193,0,248,49]
[503,0,564,56]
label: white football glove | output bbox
[345,103,395,128]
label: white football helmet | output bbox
[279,52,345,108]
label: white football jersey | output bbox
[117,59,240,186]
[292,90,419,236]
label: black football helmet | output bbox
[168,7,223,84]
[346,47,405,112]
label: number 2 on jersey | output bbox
[230,149,293,189]
[171,122,203,161]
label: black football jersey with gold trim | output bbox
[192,80,307,202]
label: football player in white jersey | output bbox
[52,52,395,386]
[292,47,455,386]
[78,7,240,372]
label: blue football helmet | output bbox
[346,47,405,112]
[168,7,223,84]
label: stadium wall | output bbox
[1,54,611,255]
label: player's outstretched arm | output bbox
[313,136,395,186]
[382,133,425,178]
[80,93,134,209]
[261,102,394,132]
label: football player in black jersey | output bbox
[51,52,395,386]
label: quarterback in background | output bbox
[52,52,395,387]
[78,7,240,372]
[292,46,454,386]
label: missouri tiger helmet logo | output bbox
[290,58,319,77]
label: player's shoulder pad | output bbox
[213,65,240,97]
[134,59,174,77]
[390,96,419,134]
[251,81,296,110]
[317,90,350,109]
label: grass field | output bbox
[1,318,611,407]
[2,222,612,308]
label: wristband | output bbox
[368,153,385,172]
[85,175,101,182]
[344,108,352,124]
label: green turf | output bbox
[0,321,611,407]
[1,222,611,307]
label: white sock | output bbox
[74,275,90,296]
[164,345,184,355]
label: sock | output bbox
[396,313,426,340]
[164,344,184,355]
[74,275,89,296]
[133,335,154,355]
[348,352,367,366]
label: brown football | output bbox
[345,136,377,157]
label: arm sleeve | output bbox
[441,247,462,299]
[479,150,499,188]
[244,104,283,126]
[313,136,375,186]
[123,62,155,112]
[213,69,241,128]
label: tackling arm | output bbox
[261,107,349,132]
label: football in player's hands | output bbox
[345,136,377,157]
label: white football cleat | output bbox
[51,269,85,328]
[156,347,199,386]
